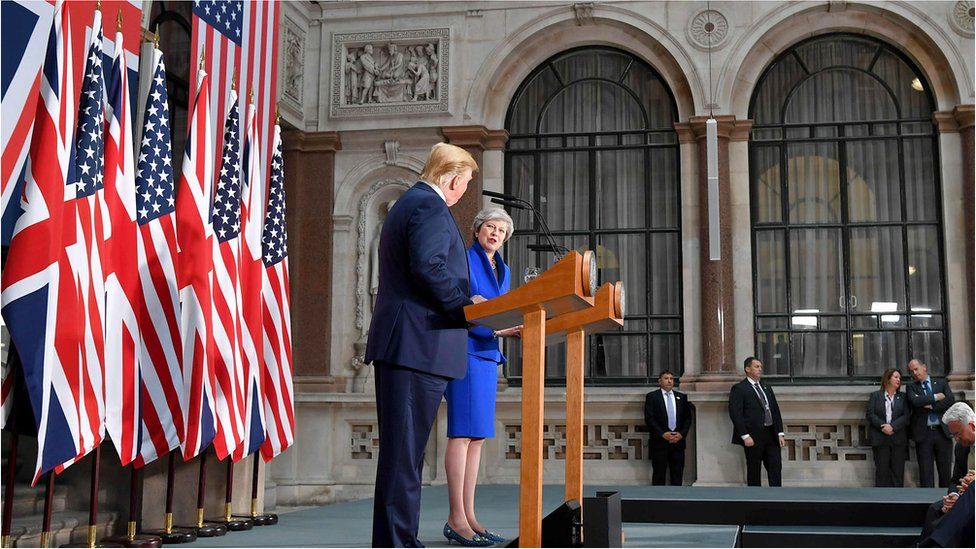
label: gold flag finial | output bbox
[248,88,254,104]
[153,26,160,47]
[199,51,205,70]
[116,8,123,32]
[95,0,101,11]
[275,105,280,124]
[232,74,237,91]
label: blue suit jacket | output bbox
[364,182,473,379]
[466,240,510,363]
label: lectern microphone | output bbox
[483,191,568,260]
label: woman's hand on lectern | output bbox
[471,295,487,304]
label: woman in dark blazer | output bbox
[443,207,520,546]
[866,368,910,487]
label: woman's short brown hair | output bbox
[419,142,478,185]
[880,368,901,389]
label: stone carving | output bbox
[573,3,595,26]
[350,423,380,459]
[949,1,975,37]
[504,423,648,460]
[351,178,412,391]
[281,20,305,109]
[783,423,869,462]
[331,29,450,117]
[384,140,399,166]
[687,9,730,51]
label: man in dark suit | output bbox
[644,370,693,486]
[728,357,785,487]
[907,359,956,488]
[365,143,480,547]
[919,403,975,547]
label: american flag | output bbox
[0,0,104,484]
[259,123,294,461]
[133,45,185,468]
[102,21,140,468]
[176,66,218,461]
[234,99,266,461]
[190,0,280,223]
[210,90,245,461]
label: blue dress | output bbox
[445,240,510,439]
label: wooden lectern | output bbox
[464,252,624,547]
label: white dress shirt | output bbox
[742,378,785,440]
[423,180,447,203]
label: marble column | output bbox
[674,116,752,388]
[281,130,342,387]
[441,125,509,246]
[935,105,975,384]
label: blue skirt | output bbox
[445,355,499,439]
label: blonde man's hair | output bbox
[419,142,478,186]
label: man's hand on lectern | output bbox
[471,295,487,304]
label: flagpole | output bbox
[142,453,195,544]
[59,446,122,547]
[231,456,276,526]
[175,447,225,537]
[40,473,55,548]
[103,468,161,547]
[1,435,18,548]
[218,461,251,531]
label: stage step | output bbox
[7,510,119,547]
[740,524,922,548]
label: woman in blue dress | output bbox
[443,207,520,546]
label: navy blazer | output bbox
[865,389,909,447]
[644,389,692,450]
[906,376,955,440]
[728,379,784,445]
[466,240,510,363]
[364,182,473,379]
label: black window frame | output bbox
[502,46,683,387]
[747,33,951,382]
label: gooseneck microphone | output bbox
[483,190,568,260]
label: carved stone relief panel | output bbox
[331,28,450,117]
[281,17,306,112]
[504,423,649,460]
[350,422,380,459]
[783,423,870,462]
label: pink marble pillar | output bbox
[281,130,342,387]
[675,116,752,388]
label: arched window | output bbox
[749,34,948,380]
[503,47,682,385]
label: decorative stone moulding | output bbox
[331,28,450,117]
[687,8,730,51]
[281,17,306,112]
[949,1,975,38]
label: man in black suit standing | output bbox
[644,370,692,486]
[907,358,956,488]
[729,357,785,487]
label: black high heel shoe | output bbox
[443,523,492,547]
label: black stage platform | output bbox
[186,484,945,547]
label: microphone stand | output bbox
[484,191,568,260]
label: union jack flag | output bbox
[133,45,185,468]
[259,123,293,461]
[0,0,105,484]
[176,66,217,461]
[210,90,245,461]
[234,99,266,461]
[102,21,140,468]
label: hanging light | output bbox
[911,77,924,92]
[705,2,720,260]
